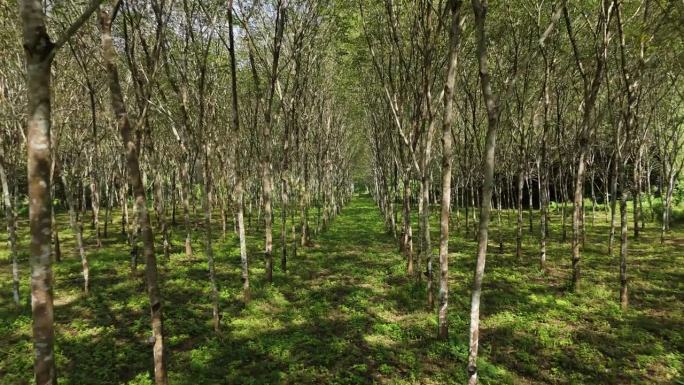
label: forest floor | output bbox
[1,196,683,385]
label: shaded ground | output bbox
[1,196,682,384]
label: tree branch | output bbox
[51,0,104,55]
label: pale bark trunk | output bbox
[565,0,610,292]
[100,6,168,383]
[516,170,524,259]
[619,164,629,310]
[181,163,193,257]
[609,150,618,254]
[527,174,533,232]
[633,151,642,239]
[561,171,567,243]
[260,0,287,283]
[20,0,57,381]
[437,0,462,340]
[540,159,548,268]
[572,151,587,291]
[263,160,274,282]
[236,180,251,298]
[468,1,500,383]
[420,172,432,303]
[300,167,309,247]
[203,150,220,332]
[104,177,113,238]
[496,184,503,253]
[61,173,90,294]
[0,161,20,305]
[88,153,101,248]
[538,52,550,268]
[403,176,414,275]
[155,174,170,259]
[281,177,288,272]
[227,1,250,301]
[50,157,61,263]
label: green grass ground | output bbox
[1,196,682,384]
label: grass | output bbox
[0,195,682,384]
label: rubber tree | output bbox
[19,0,101,382]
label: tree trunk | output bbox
[227,1,250,301]
[571,151,587,291]
[421,171,432,304]
[0,161,20,305]
[181,162,193,257]
[609,150,618,254]
[100,6,168,383]
[437,0,462,340]
[203,149,220,332]
[403,175,414,275]
[61,173,90,294]
[564,0,610,292]
[104,178,113,238]
[281,177,288,272]
[88,153,101,248]
[527,173,534,232]
[50,157,61,263]
[468,1,500,382]
[20,1,57,380]
[619,163,629,309]
[632,151,642,239]
[155,174,170,259]
[516,169,524,259]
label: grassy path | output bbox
[1,196,683,384]
[184,197,446,385]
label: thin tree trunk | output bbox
[281,177,288,272]
[0,161,20,305]
[516,169,524,259]
[203,149,220,332]
[50,157,61,263]
[468,1,500,382]
[155,174,170,259]
[300,162,309,247]
[104,177,113,238]
[171,171,177,225]
[609,150,619,254]
[61,173,90,294]
[496,184,503,253]
[227,1,250,301]
[100,5,168,383]
[633,150,642,239]
[561,171,567,243]
[437,0,463,340]
[619,162,629,309]
[403,175,414,276]
[564,0,610,292]
[527,173,533,232]
[181,163,193,257]
[89,153,101,248]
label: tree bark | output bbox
[0,160,19,305]
[61,172,90,294]
[437,0,463,340]
[203,148,220,332]
[468,1,500,383]
[100,5,168,383]
[20,1,57,381]
[227,0,250,301]
[564,0,611,292]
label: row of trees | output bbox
[2,0,683,383]
[2,0,361,383]
[363,0,683,383]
